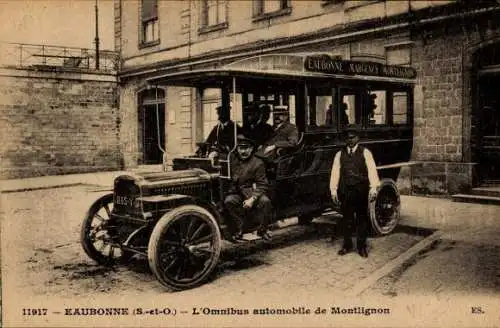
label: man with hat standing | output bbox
[201,104,242,157]
[262,105,299,159]
[224,135,273,241]
[329,129,380,258]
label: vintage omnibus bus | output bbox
[81,54,416,291]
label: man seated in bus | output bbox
[224,135,272,241]
[242,103,274,149]
[261,105,299,160]
[197,104,242,158]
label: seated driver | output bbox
[197,104,242,158]
[224,135,273,241]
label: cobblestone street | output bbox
[2,182,500,327]
[2,186,429,300]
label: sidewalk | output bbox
[0,170,127,193]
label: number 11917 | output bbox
[22,308,48,316]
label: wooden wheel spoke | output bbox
[159,249,178,266]
[189,233,213,245]
[94,213,107,222]
[185,217,199,242]
[162,256,181,272]
[161,240,182,247]
[189,223,207,243]
[174,258,188,280]
[104,204,112,218]
[186,254,209,277]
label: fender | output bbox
[138,194,225,225]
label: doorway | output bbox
[477,74,500,182]
[138,88,166,165]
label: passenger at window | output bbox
[198,105,242,158]
[325,103,349,126]
[330,129,380,258]
[224,135,273,241]
[261,105,299,159]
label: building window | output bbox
[199,0,228,34]
[140,0,159,47]
[253,0,291,21]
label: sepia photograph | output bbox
[1,0,499,327]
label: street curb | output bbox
[1,182,84,194]
[346,230,443,297]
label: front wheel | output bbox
[369,179,401,236]
[80,193,132,265]
[148,204,222,291]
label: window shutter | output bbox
[142,0,158,21]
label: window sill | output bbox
[252,7,292,23]
[198,22,229,35]
[139,39,160,49]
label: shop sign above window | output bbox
[304,55,417,79]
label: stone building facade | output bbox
[114,0,500,195]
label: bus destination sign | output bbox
[304,55,417,79]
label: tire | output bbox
[80,193,132,265]
[148,204,222,291]
[369,179,401,236]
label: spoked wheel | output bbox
[80,193,132,265]
[369,179,401,236]
[148,205,222,291]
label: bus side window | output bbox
[342,95,357,125]
[367,90,387,125]
[393,91,408,125]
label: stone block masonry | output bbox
[0,68,120,179]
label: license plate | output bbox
[115,195,135,207]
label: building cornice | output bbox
[118,3,500,81]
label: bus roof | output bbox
[146,54,417,87]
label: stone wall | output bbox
[0,68,120,179]
[407,20,500,195]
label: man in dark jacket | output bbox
[330,129,380,258]
[243,103,274,148]
[262,105,299,159]
[200,105,242,157]
[224,135,272,241]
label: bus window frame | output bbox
[304,82,414,132]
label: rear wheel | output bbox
[80,193,132,265]
[148,205,222,291]
[369,179,401,236]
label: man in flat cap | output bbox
[224,134,272,241]
[330,129,380,258]
[261,105,299,159]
